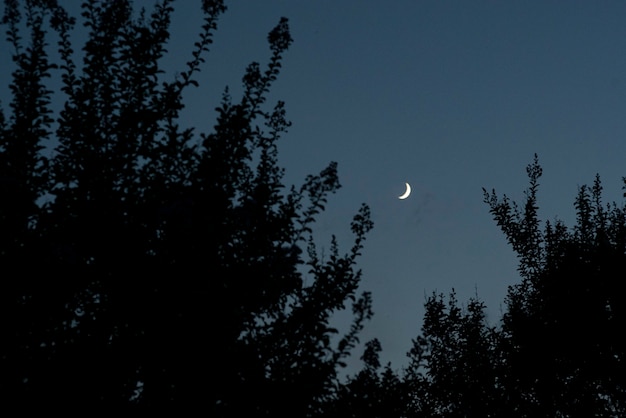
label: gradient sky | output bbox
[5,0,626,374]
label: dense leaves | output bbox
[0,1,374,412]
[482,158,626,416]
[334,156,626,417]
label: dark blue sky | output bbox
[4,0,626,373]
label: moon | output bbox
[398,182,411,200]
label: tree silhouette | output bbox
[328,338,408,418]
[483,155,626,416]
[0,1,374,412]
[344,155,626,417]
[12,1,626,415]
[396,291,503,417]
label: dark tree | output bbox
[402,291,504,417]
[329,338,408,418]
[361,155,626,417]
[0,1,374,413]
[331,290,504,418]
[483,155,626,416]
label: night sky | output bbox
[4,0,626,373]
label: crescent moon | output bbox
[398,182,411,200]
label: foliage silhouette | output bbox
[6,1,626,415]
[0,1,374,412]
[409,291,504,417]
[333,155,626,417]
[328,338,408,418]
[483,155,626,416]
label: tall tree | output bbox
[0,1,374,412]
[483,155,626,416]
